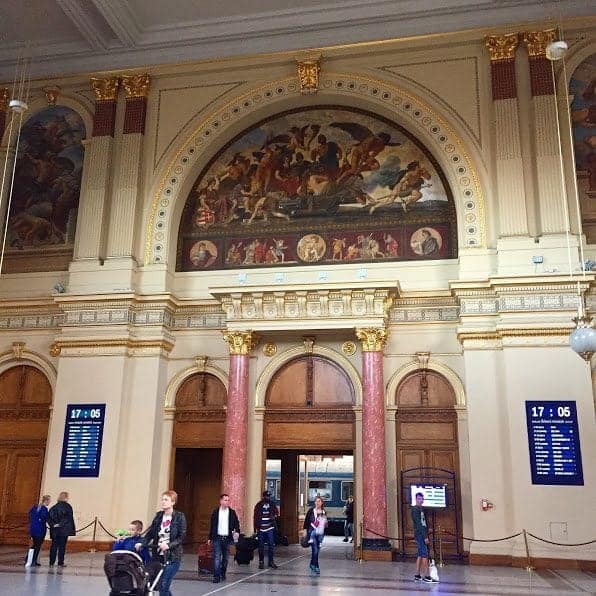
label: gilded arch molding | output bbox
[164,362,229,409]
[254,344,363,408]
[385,358,465,407]
[145,73,486,265]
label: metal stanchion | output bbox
[522,529,534,572]
[90,517,98,553]
[359,522,364,563]
[438,524,445,567]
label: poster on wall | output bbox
[525,401,584,486]
[59,404,106,478]
[177,105,458,271]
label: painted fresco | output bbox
[177,106,457,270]
[4,106,85,272]
[571,54,596,191]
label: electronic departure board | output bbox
[59,404,106,478]
[525,401,583,486]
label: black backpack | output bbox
[234,534,257,565]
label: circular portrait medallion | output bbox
[297,234,326,263]
[189,240,218,268]
[410,227,442,257]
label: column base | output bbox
[361,538,392,561]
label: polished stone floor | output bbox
[0,537,594,595]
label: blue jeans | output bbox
[309,531,324,568]
[213,535,230,580]
[257,528,275,564]
[159,558,180,596]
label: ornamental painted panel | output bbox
[3,106,85,273]
[176,106,457,270]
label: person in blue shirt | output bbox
[28,495,51,566]
[112,520,149,564]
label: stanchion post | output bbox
[522,529,534,572]
[438,524,445,567]
[90,517,97,553]
[359,521,363,563]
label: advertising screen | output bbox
[409,484,447,508]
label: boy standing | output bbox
[411,492,438,583]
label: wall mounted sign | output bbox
[525,401,583,486]
[59,404,106,478]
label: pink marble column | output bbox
[222,331,256,527]
[356,327,388,542]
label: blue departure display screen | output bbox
[59,404,106,478]
[525,401,583,486]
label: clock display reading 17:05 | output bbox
[530,405,571,418]
[70,407,102,419]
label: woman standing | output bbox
[303,496,328,575]
[28,495,51,566]
[48,492,75,567]
[138,490,186,596]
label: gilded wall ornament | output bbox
[49,342,61,357]
[303,336,315,353]
[522,29,557,57]
[196,355,209,371]
[297,58,321,94]
[342,341,357,356]
[485,34,519,61]
[44,86,60,105]
[0,88,9,111]
[90,77,119,101]
[121,74,151,99]
[12,341,25,359]
[355,327,388,352]
[222,330,257,355]
[263,342,277,357]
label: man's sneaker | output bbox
[414,574,422,581]
[423,576,439,583]
[314,566,320,574]
[269,562,278,569]
[342,538,348,542]
[258,561,264,570]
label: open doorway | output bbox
[265,450,354,544]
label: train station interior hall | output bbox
[0,0,595,594]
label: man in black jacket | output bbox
[208,494,240,583]
[48,491,75,567]
[253,490,279,569]
[138,490,187,596]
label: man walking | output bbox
[342,495,354,543]
[253,490,279,569]
[411,492,438,583]
[209,494,240,583]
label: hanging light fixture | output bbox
[546,33,596,360]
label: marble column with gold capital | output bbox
[222,330,257,527]
[106,73,150,262]
[72,77,119,263]
[522,29,567,234]
[486,34,529,237]
[355,326,390,552]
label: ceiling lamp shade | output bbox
[569,312,596,361]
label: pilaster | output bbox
[0,87,8,143]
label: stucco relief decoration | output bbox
[91,77,119,101]
[355,327,388,352]
[4,105,86,273]
[485,34,519,61]
[297,58,321,94]
[177,106,457,271]
[522,29,556,57]
[223,330,258,355]
[570,53,596,243]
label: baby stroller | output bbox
[104,550,163,595]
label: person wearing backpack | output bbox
[48,491,76,567]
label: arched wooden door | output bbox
[172,372,226,545]
[395,369,462,555]
[0,365,52,545]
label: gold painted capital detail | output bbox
[222,330,258,355]
[355,327,388,352]
[486,34,519,61]
[0,87,9,111]
[91,77,119,102]
[522,29,557,57]
[297,58,321,94]
[122,74,151,99]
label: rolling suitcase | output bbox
[198,542,214,575]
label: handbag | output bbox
[24,547,34,567]
[299,534,310,548]
[429,558,440,582]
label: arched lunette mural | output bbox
[176,105,457,270]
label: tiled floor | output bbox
[0,537,594,595]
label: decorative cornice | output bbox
[174,409,226,422]
[522,29,557,57]
[485,33,519,61]
[49,338,174,357]
[90,76,119,101]
[0,87,10,111]
[297,57,321,94]
[265,407,354,422]
[121,73,150,99]
[457,327,572,343]
[355,326,388,352]
[222,330,257,355]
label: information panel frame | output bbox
[59,403,106,478]
[525,400,584,486]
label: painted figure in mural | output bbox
[384,233,399,257]
[332,237,346,260]
[190,241,217,268]
[411,228,440,257]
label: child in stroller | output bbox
[104,549,163,595]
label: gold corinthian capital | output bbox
[90,77,119,101]
[485,34,519,61]
[121,74,151,99]
[355,327,388,352]
[222,331,258,355]
[522,29,557,57]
